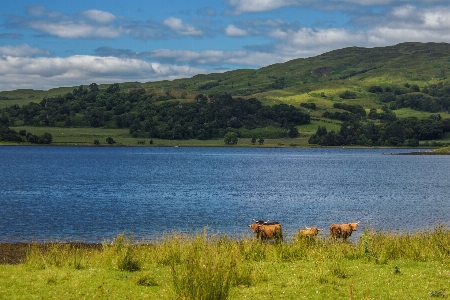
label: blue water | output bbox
[0,146,449,242]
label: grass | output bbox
[8,125,315,147]
[0,227,449,299]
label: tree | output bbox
[368,86,383,93]
[288,126,299,138]
[368,108,378,119]
[40,133,53,144]
[258,138,264,145]
[224,132,238,145]
[106,137,115,144]
[339,90,357,99]
[251,137,256,144]
[89,83,99,92]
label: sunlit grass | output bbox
[0,227,449,299]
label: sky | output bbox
[1,0,450,91]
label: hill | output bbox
[2,42,450,146]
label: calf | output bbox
[297,226,322,239]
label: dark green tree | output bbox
[224,132,238,145]
[288,126,299,138]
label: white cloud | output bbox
[225,25,249,36]
[226,0,450,13]
[142,49,284,67]
[227,0,296,14]
[0,55,208,91]
[163,17,203,35]
[25,20,121,38]
[81,9,116,23]
[0,44,52,57]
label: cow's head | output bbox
[349,222,359,231]
[248,223,260,232]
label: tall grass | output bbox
[21,226,450,299]
[102,233,141,271]
[26,243,90,270]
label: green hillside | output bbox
[2,42,450,105]
[2,42,450,146]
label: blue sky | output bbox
[1,0,450,91]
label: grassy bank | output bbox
[1,227,449,299]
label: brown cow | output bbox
[329,222,359,240]
[248,220,283,243]
[296,226,322,239]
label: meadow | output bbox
[0,227,449,299]
[9,125,318,147]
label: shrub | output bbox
[339,90,357,99]
[170,233,248,300]
[103,233,141,272]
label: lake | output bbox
[0,146,449,243]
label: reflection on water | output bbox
[0,146,449,242]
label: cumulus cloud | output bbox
[0,55,208,91]
[80,9,116,23]
[226,0,450,13]
[0,44,52,57]
[225,25,249,36]
[262,4,450,59]
[23,20,121,38]
[163,17,203,35]
[94,47,285,68]
[227,0,297,14]
[7,6,121,39]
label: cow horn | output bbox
[305,226,310,229]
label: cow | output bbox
[329,222,360,240]
[248,220,283,243]
[296,226,322,239]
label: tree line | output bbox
[310,110,450,147]
[369,82,450,113]
[0,83,310,140]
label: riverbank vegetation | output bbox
[1,226,449,299]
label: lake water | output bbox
[0,146,449,243]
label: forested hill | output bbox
[2,42,450,146]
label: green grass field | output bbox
[0,227,449,299]
[8,126,316,147]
